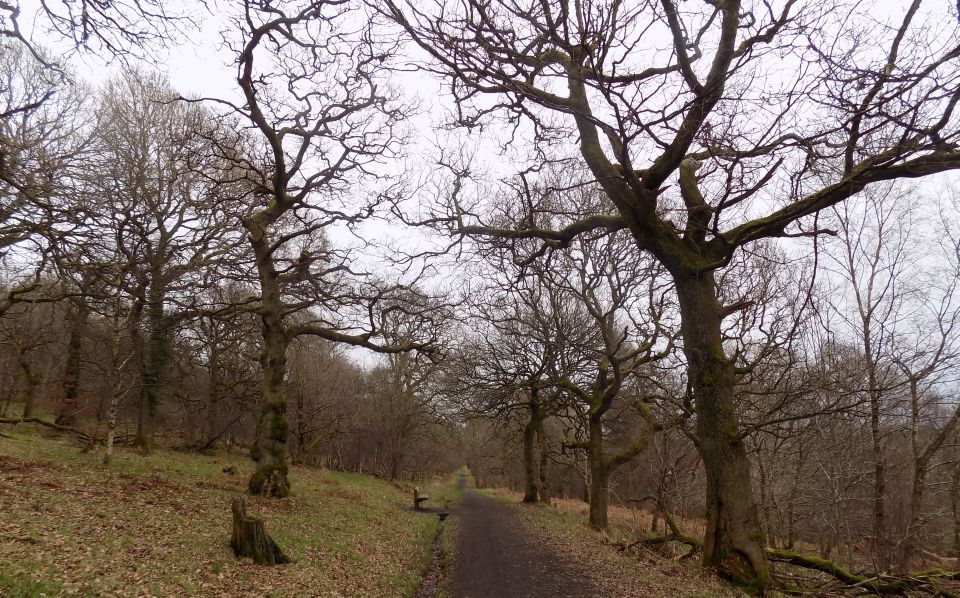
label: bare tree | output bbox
[205,1,442,497]
[384,0,960,587]
[0,40,84,316]
[545,227,677,529]
[85,70,246,453]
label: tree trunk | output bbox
[19,364,37,419]
[537,423,550,504]
[588,416,609,530]
[521,388,542,503]
[203,340,222,450]
[136,281,170,454]
[249,322,290,497]
[900,465,926,571]
[103,385,120,465]
[867,374,888,569]
[248,244,292,497]
[675,273,771,592]
[57,296,88,426]
[104,304,129,466]
[951,465,960,557]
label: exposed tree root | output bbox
[614,508,702,559]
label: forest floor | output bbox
[443,482,738,598]
[0,422,456,597]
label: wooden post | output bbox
[413,486,430,510]
[230,495,290,565]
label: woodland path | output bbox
[448,480,600,598]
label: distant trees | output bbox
[546,228,676,530]
[86,70,246,453]
[0,40,84,314]
[823,187,960,571]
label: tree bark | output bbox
[865,345,888,570]
[537,423,550,504]
[203,339,222,450]
[135,280,170,454]
[57,296,88,426]
[521,389,542,503]
[587,416,609,530]
[248,222,292,497]
[952,465,960,557]
[249,320,291,497]
[230,495,289,565]
[18,353,38,419]
[675,272,771,592]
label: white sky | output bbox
[11,0,960,372]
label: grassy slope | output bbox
[0,425,450,597]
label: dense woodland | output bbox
[5,0,960,594]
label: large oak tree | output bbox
[384,0,960,590]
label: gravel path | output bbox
[448,488,600,598]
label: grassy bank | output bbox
[0,424,450,597]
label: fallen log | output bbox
[0,417,136,447]
[1,417,94,441]
[766,548,960,595]
[230,495,290,566]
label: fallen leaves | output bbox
[0,430,439,597]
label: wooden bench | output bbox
[413,487,430,510]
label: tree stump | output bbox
[230,495,290,565]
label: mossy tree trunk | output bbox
[674,272,771,591]
[587,415,609,530]
[57,295,89,426]
[522,387,543,503]
[247,213,292,498]
[135,278,171,454]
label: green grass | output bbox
[0,571,63,597]
[0,423,460,597]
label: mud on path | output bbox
[449,489,600,598]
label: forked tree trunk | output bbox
[230,495,289,565]
[675,272,771,592]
